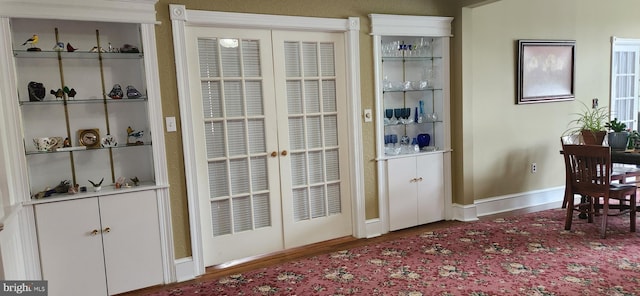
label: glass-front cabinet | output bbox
[370,14,453,231]
[0,1,172,294]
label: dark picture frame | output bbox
[516,40,576,104]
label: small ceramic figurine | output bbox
[50,88,64,100]
[22,34,40,51]
[108,84,123,99]
[126,126,144,145]
[90,46,105,53]
[126,85,142,99]
[63,137,71,148]
[27,81,45,102]
[53,42,64,51]
[66,43,78,52]
[63,86,76,99]
[131,176,140,186]
[88,178,104,192]
[120,44,140,53]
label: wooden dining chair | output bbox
[562,144,637,238]
[560,136,628,209]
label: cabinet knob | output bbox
[417,177,423,182]
[281,150,288,156]
[410,178,416,183]
[90,229,99,236]
[271,151,278,157]
[103,227,111,233]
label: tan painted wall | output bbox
[154,0,457,258]
[458,0,640,206]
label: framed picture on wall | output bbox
[516,39,576,104]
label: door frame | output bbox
[169,5,364,278]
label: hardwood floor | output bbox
[118,205,551,295]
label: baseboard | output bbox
[175,257,196,282]
[474,186,564,217]
[365,218,383,238]
[451,203,479,222]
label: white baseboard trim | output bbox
[365,218,383,238]
[175,257,196,282]
[474,186,564,218]
[451,203,479,222]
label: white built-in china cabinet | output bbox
[0,1,173,295]
[370,14,453,231]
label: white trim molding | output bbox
[169,4,363,279]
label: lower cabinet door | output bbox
[387,157,419,231]
[99,190,164,295]
[417,153,445,224]
[35,198,108,296]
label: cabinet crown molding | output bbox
[0,0,159,24]
[369,14,453,37]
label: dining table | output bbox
[611,149,640,165]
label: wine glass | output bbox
[394,108,402,124]
[385,109,393,125]
[403,107,412,124]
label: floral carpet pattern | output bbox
[151,209,640,295]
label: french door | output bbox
[185,27,352,266]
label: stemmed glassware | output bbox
[384,109,393,125]
[394,108,403,124]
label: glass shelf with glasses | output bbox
[14,51,143,60]
[25,142,152,156]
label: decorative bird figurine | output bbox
[22,34,38,47]
[63,86,76,99]
[108,84,123,99]
[50,88,64,100]
[53,42,64,51]
[66,43,78,52]
[127,126,144,145]
[126,85,142,99]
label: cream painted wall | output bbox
[461,0,640,204]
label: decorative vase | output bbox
[581,130,606,145]
[607,131,629,150]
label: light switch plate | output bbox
[363,109,372,122]
[166,116,177,132]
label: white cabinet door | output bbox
[417,154,445,225]
[35,198,108,296]
[100,191,163,295]
[387,157,418,231]
[387,154,444,231]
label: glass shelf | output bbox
[381,56,442,61]
[13,50,143,59]
[383,87,442,93]
[19,97,148,106]
[25,142,152,155]
[384,120,442,127]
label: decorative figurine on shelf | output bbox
[27,81,45,102]
[88,178,104,192]
[126,85,142,99]
[120,44,140,53]
[22,34,40,51]
[108,84,123,99]
[126,126,144,145]
[52,42,64,51]
[63,137,71,148]
[63,86,76,99]
[50,88,64,100]
[131,176,140,186]
[107,42,120,53]
[68,184,79,194]
[66,43,78,52]
[32,180,71,199]
[115,177,125,189]
[90,46,105,53]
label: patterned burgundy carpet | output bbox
[150,209,640,295]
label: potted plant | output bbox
[605,118,629,150]
[564,101,609,145]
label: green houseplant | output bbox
[605,118,629,150]
[564,101,609,145]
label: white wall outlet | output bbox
[363,109,372,122]
[531,162,537,173]
[166,116,177,132]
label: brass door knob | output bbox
[271,151,278,157]
[90,229,99,236]
[103,227,111,233]
[281,150,288,156]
